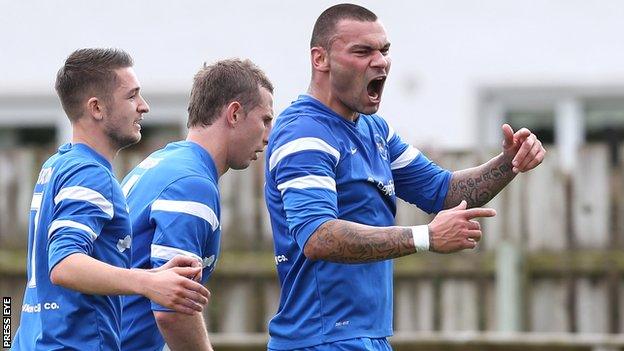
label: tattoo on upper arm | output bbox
[447,161,513,208]
[306,220,414,263]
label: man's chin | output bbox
[117,134,141,151]
[231,162,252,171]
[359,104,380,116]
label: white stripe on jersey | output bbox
[386,126,395,142]
[151,244,202,262]
[269,137,341,171]
[151,199,219,231]
[54,186,114,218]
[48,219,98,241]
[277,175,336,194]
[31,193,43,210]
[122,175,141,197]
[390,146,421,170]
[137,157,163,169]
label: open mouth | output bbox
[133,118,143,128]
[252,149,264,160]
[367,76,386,102]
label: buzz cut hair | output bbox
[310,3,378,49]
[55,48,133,121]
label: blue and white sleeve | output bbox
[148,176,219,312]
[47,164,116,273]
[269,128,340,249]
[386,126,452,214]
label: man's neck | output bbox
[307,82,358,122]
[186,126,229,178]
[71,127,117,163]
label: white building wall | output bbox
[1,0,624,148]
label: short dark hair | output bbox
[310,3,378,49]
[187,58,273,128]
[55,48,134,121]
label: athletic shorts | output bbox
[269,337,392,351]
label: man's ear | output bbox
[311,46,330,73]
[225,101,243,127]
[86,97,104,121]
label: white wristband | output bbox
[411,225,430,252]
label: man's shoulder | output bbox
[271,112,342,150]
[51,152,113,186]
[362,113,391,131]
[126,164,217,204]
[127,145,210,183]
[167,174,218,194]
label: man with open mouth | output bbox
[264,3,545,351]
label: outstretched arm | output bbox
[50,253,209,315]
[304,220,414,263]
[443,124,545,209]
[304,201,496,263]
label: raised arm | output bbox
[443,124,545,209]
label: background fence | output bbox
[1,144,624,349]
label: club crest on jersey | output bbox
[374,134,388,160]
[116,235,132,253]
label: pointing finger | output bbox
[463,208,496,219]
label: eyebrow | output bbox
[126,87,140,95]
[351,42,391,51]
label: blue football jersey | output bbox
[12,143,132,351]
[120,141,221,351]
[264,95,452,349]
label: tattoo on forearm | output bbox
[445,156,514,208]
[305,220,415,264]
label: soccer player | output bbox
[264,4,545,350]
[120,58,274,351]
[11,48,210,351]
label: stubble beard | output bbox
[104,120,141,152]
